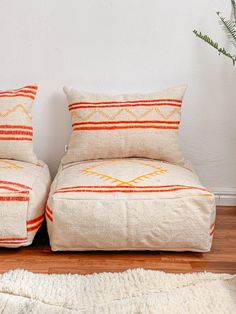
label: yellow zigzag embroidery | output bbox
[0,104,32,120]
[122,168,167,186]
[0,160,23,170]
[80,160,167,186]
[154,108,180,120]
[99,108,124,120]
[81,169,128,185]
[71,108,180,122]
[80,160,128,185]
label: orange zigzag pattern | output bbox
[80,160,167,186]
[0,105,32,120]
[71,107,180,122]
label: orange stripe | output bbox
[58,184,207,191]
[27,221,43,232]
[46,205,53,215]
[0,130,33,136]
[210,222,215,236]
[56,188,208,194]
[57,185,208,191]
[73,125,178,131]
[0,181,31,190]
[0,90,37,96]
[0,138,32,142]
[55,188,199,193]
[0,186,21,192]
[27,214,44,225]
[0,85,37,93]
[0,93,35,100]
[72,120,180,127]
[45,211,53,222]
[21,85,38,90]
[69,98,182,106]
[210,222,215,229]
[0,241,27,244]
[0,195,29,201]
[69,102,181,110]
[0,237,27,241]
[0,239,27,244]
[0,125,32,130]
[13,89,37,94]
[16,89,37,94]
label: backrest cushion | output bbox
[0,84,38,163]
[63,85,187,166]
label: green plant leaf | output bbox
[193,30,236,65]
[217,12,236,47]
[231,0,236,22]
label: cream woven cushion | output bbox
[47,158,215,251]
[63,85,187,165]
[0,84,38,163]
[0,159,51,248]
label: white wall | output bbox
[0,0,236,194]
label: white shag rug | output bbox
[0,269,235,313]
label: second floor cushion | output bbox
[0,159,51,247]
[46,158,215,251]
[63,85,187,166]
[0,84,38,163]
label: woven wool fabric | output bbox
[47,158,215,251]
[62,85,187,165]
[0,84,38,163]
[0,269,235,313]
[0,159,51,248]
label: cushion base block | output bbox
[48,196,215,252]
[47,158,215,252]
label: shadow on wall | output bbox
[44,91,71,177]
[183,36,236,189]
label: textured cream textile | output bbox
[0,84,38,163]
[0,269,235,313]
[0,159,51,248]
[63,85,187,165]
[47,158,215,251]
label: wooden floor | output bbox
[0,206,235,275]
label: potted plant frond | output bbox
[194,0,236,65]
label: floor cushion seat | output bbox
[47,158,215,252]
[0,159,51,247]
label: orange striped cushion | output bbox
[46,158,215,251]
[0,84,38,163]
[62,85,187,165]
[0,159,51,248]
